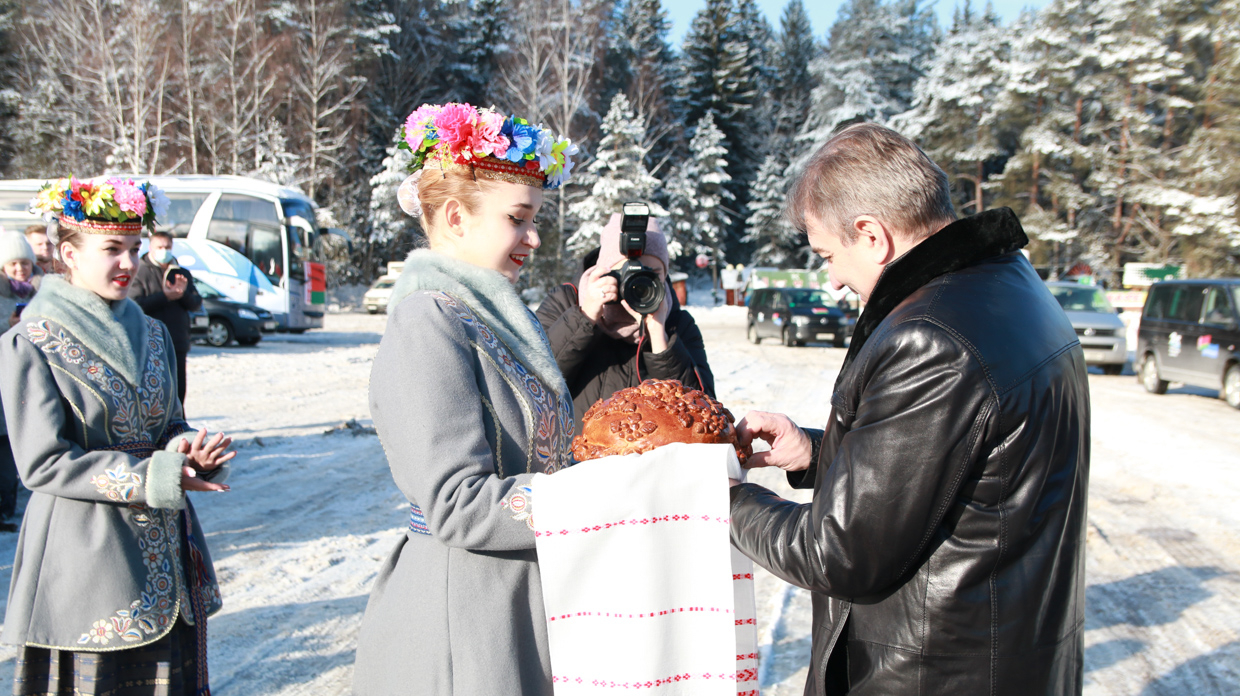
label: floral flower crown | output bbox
[399,103,579,194]
[30,176,170,234]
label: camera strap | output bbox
[634,320,646,383]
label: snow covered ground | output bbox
[2,306,1238,694]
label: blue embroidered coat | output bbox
[355,252,574,696]
[0,277,222,651]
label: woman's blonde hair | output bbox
[417,170,496,238]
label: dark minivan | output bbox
[1137,279,1240,409]
[747,288,853,347]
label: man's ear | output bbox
[852,215,895,264]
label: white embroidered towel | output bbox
[532,442,758,696]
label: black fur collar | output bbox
[836,207,1029,387]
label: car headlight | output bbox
[792,315,811,326]
[237,309,259,320]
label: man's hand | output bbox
[736,411,813,472]
[164,274,188,301]
[176,429,236,492]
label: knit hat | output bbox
[595,213,670,274]
[0,231,36,268]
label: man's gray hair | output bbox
[788,123,956,244]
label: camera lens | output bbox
[622,269,664,314]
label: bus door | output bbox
[204,193,290,321]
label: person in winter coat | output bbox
[3,178,235,695]
[730,124,1090,695]
[128,230,202,406]
[0,232,41,527]
[23,224,60,276]
[353,103,577,696]
[536,214,713,431]
[1,232,40,328]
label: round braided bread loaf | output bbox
[571,379,751,463]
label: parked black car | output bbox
[1136,278,1240,409]
[747,287,853,347]
[191,278,278,347]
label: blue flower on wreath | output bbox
[501,117,539,163]
[61,193,86,221]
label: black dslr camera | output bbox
[605,202,664,315]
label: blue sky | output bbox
[665,0,1050,45]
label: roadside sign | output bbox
[1123,262,1184,287]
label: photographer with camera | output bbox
[130,231,202,407]
[537,205,715,431]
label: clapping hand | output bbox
[735,411,812,472]
[177,429,236,492]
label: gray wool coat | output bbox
[354,250,575,696]
[0,276,223,651]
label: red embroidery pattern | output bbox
[737,667,758,682]
[734,618,756,626]
[736,653,758,661]
[551,672,736,689]
[535,514,730,538]
[548,606,733,622]
[732,573,753,580]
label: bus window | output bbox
[0,191,33,214]
[156,193,209,237]
[207,220,248,255]
[208,194,284,282]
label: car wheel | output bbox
[1102,364,1124,376]
[1224,363,1240,410]
[205,318,234,348]
[1141,354,1168,395]
[237,337,261,346]
[783,327,796,347]
[832,333,846,348]
[747,323,761,344]
[367,307,379,314]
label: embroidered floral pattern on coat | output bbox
[26,316,215,648]
[502,485,535,530]
[429,292,574,475]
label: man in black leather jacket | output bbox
[731,124,1089,695]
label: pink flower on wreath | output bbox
[404,103,443,152]
[471,110,510,159]
[434,103,480,161]
[109,179,148,217]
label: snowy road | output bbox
[2,307,1238,694]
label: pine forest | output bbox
[1,0,1238,290]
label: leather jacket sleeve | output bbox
[729,320,995,599]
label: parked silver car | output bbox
[1046,282,1128,374]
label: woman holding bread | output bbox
[4,177,233,695]
[353,103,578,695]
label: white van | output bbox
[0,176,347,332]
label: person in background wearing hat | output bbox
[23,224,60,276]
[1,232,40,328]
[535,213,714,432]
[129,230,202,408]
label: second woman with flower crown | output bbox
[352,103,579,695]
